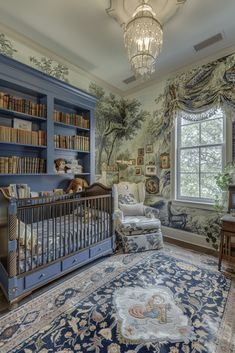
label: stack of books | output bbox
[0,156,46,174]
[54,110,89,128]
[6,184,31,199]
[0,126,46,146]
[54,134,90,151]
[0,92,47,118]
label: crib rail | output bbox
[7,191,113,277]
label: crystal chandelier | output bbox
[123,0,163,79]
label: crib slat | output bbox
[31,208,33,271]
[63,202,66,256]
[47,206,49,264]
[17,210,20,275]
[36,206,39,268]
[42,205,45,265]
[24,208,27,273]
[76,200,79,251]
[59,202,62,257]
[66,204,72,254]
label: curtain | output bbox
[163,53,235,122]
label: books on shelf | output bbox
[0,125,46,146]
[54,134,90,151]
[0,156,46,174]
[7,184,31,198]
[0,92,47,118]
[54,110,89,128]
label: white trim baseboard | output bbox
[162,225,213,250]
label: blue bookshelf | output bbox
[0,54,96,192]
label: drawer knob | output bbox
[98,247,102,251]
[39,273,45,279]
[73,258,77,263]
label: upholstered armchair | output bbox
[113,181,163,253]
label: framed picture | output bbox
[137,156,144,165]
[145,165,157,176]
[160,152,170,169]
[129,159,136,166]
[145,177,160,194]
[13,118,32,131]
[138,148,144,156]
[146,144,153,153]
[135,167,141,176]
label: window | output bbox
[176,109,225,203]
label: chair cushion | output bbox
[115,182,145,205]
[120,231,163,253]
[120,202,144,216]
[118,216,161,236]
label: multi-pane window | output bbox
[176,109,225,203]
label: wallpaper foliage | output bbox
[93,53,235,249]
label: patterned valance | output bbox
[164,53,235,122]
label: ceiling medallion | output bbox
[123,0,163,79]
[107,0,187,80]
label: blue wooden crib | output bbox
[0,183,115,305]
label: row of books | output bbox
[54,110,89,128]
[0,92,47,118]
[0,156,46,174]
[0,126,46,146]
[54,134,90,151]
[7,184,31,199]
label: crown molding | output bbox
[0,23,234,98]
[0,23,124,97]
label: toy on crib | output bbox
[66,177,89,193]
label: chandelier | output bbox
[123,0,163,79]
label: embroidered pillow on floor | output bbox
[120,202,145,216]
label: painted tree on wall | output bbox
[0,33,17,58]
[89,83,149,174]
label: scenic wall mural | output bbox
[91,53,235,249]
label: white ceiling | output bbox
[0,0,235,93]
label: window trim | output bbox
[175,114,226,204]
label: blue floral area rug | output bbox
[0,244,234,353]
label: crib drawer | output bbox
[62,249,89,271]
[25,262,60,289]
[90,239,112,258]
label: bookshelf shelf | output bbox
[0,54,96,191]
[55,172,90,176]
[0,173,48,176]
[54,121,90,131]
[0,141,47,148]
[55,147,90,153]
[0,108,47,121]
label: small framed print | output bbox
[138,148,144,156]
[13,118,32,131]
[160,152,170,169]
[146,144,153,153]
[129,159,136,166]
[145,165,157,176]
[135,167,141,176]
[137,156,144,165]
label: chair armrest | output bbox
[113,209,124,222]
[144,206,159,219]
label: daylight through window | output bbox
[176,109,225,203]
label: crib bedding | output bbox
[18,211,110,273]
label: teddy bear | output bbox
[54,158,71,174]
[66,177,88,193]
